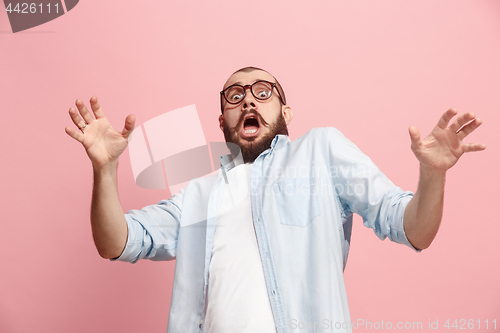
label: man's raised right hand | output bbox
[65,96,135,171]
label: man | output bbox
[65,67,485,333]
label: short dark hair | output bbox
[220,66,287,113]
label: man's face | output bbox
[219,70,293,163]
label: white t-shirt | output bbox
[203,163,276,333]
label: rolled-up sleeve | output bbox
[110,188,184,263]
[324,127,421,253]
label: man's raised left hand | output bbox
[409,108,486,173]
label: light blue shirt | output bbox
[112,127,421,333]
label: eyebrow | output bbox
[232,80,256,86]
[225,79,274,89]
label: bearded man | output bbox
[65,66,485,333]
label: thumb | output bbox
[408,126,421,147]
[122,114,136,139]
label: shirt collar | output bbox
[270,134,290,151]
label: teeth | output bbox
[244,129,257,134]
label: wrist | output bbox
[419,163,446,184]
[93,160,118,176]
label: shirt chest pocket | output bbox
[273,177,321,227]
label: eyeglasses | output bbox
[220,80,285,112]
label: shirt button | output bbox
[272,290,276,295]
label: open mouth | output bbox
[240,116,261,138]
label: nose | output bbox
[241,85,257,110]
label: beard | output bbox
[223,109,289,164]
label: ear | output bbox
[218,114,224,132]
[281,105,294,125]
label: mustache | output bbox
[230,109,269,132]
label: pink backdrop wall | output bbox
[1,1,498,332]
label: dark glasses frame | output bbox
[220,80,286,113]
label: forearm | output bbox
[91,161,128,259]
[403,165,445,250]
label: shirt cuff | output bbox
[397,193,423,253]
[401,224,423,253]
[109,214,140,263]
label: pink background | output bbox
[1,0,498,332]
